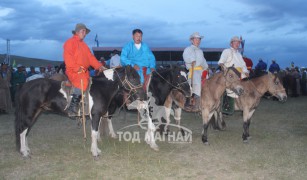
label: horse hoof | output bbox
[203,142,209,145]
[21,153,31,159]
[243,139,249,143]
[150,144,159,151]
[110,135,118,139]
[93,156,100,161]
[247,136,252,140]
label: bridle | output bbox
[115,67,143,94]
[222,67,242,85]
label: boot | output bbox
[184,94,201,112]
[222,95,234,115]
[67,94,81,116]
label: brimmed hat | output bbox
[230,36,241,43]
[17,64,22,68]
[190,32,204,40]
[72,23,91,35]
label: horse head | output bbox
[171,66,191,97]
[222,66,244,96]
[267,72,287,102]
[114,65,146,102]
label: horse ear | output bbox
[220,64,226,72]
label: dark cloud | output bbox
[1,0,307,68]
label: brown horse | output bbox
[200,67,244,144]
[219,72,287,142]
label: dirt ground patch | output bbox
[1,97,307,179]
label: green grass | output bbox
[1,97,307,179]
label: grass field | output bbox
[1,96,307,179]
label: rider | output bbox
[63,23,106,115]
[218,36,249,113]
[255,58,267,74]
[183,32,208,111]
[120,29,156,88]
[268,59,280,73]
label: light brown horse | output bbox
[218,72,287,142]
[200,67,245,144]
[162,67,244,143]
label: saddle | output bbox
[61,80,92,117]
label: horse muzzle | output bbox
[278,94,287,103]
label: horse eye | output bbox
[275,81,279,85]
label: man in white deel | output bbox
[183,32,208,111]
[218,36,249,98]
[110,49,121,68]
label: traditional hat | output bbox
[72,23,90,34]
[230,36,241,43]
[190,32,204,40]
[17,64,22,68]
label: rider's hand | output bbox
[245,72,249,78]
[98,66,107,72]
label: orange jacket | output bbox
[63,35,102,91]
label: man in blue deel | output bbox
[121,29,156,85]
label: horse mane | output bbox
[243,72,268,81]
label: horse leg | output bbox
[97,117,103,142]
[211,111,220,130]
[242,109,255,142]
[173,107,184,136]
[91,113,103,157]
[201,110,214,145]
[16,105,42,157]
[107,117,117,138]
[163,107,172,135]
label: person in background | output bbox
[27,66,38,78]
[47,64,56,77]
[110,49,121,68]
[183,32,208,111]
[243,56,253,74]
[268,59,280,73]
[255,58,267,72]
[11,64,26,105]
[0,63,12,113]
[121,29,156,85]
[63,23,105,115]
[39,66,49,78]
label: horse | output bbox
[217,72,287,142]
[104,66,192,140]
[15,66,146,158]
[193,66,243,145]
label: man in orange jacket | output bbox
[63,23,106,115]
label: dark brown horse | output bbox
[218,72,287,142]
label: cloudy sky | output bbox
[0,0,306,68]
